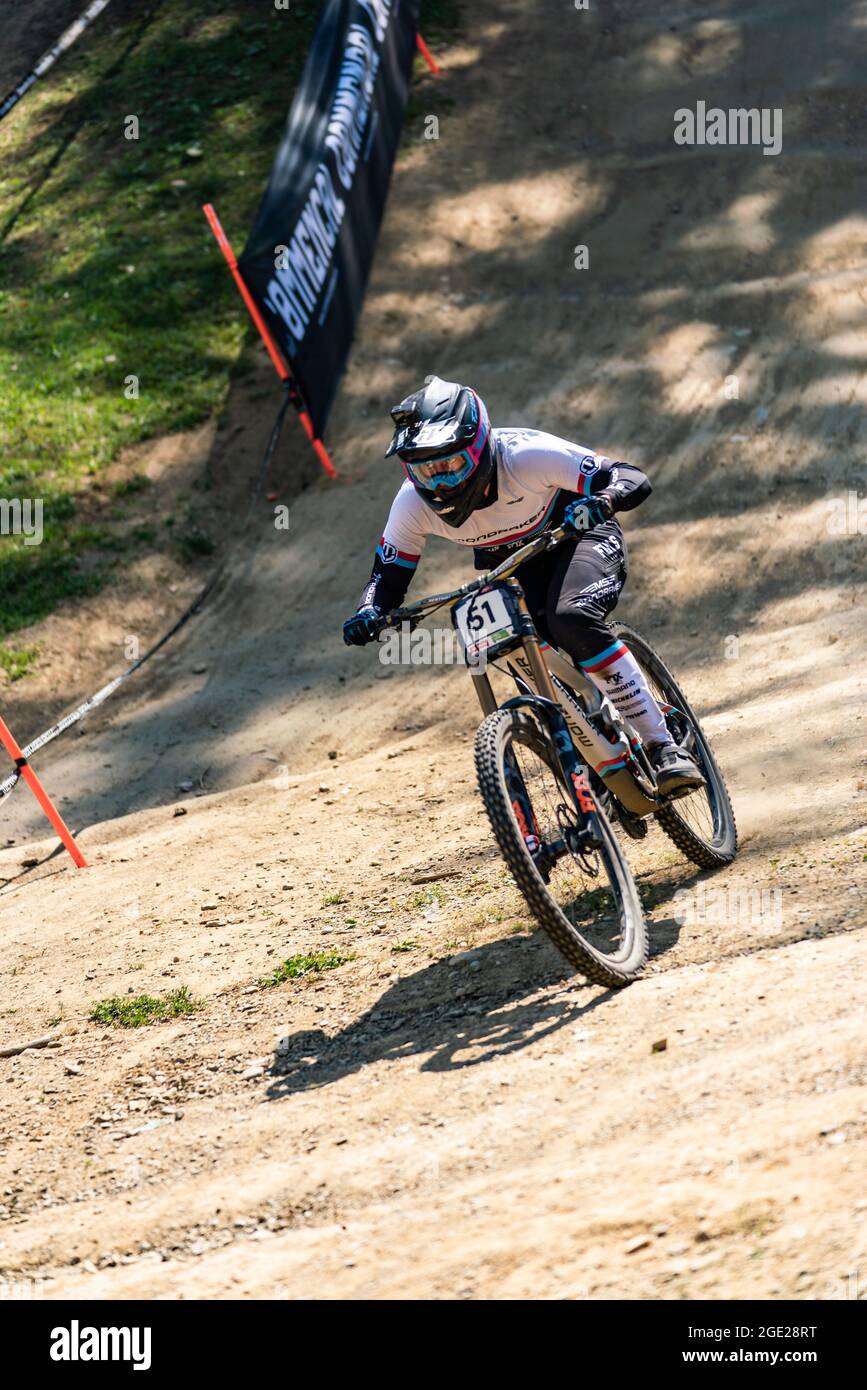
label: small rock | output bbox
[177,780,194,793]
[651,1038,667,1053]
[450,948,482,965]
[625,1235,652,1254]
[173,807,187,817]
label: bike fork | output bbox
[503,753,543,854]
[512,594,604,846]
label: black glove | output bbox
[563,493,614,532]
[342,604,382,646]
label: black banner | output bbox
[239,0,420,437]
[10,1297,863,1371]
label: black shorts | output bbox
[516,520,629,663]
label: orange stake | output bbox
[416,33,441,76]
[0,716,88,868]
[202,203,337,479]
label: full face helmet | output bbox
[385,376,495,528]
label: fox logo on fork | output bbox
[571,772,596,815]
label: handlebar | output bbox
[375,523,572,633]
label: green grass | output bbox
[0,0,320,638]
[258,948,355,989]
[391,940,419,953]
[322,889,348,906]
[0,1,461,647]
[0,641,39,681]
[176,527,216,561]
[409,884,446,909]
[89,985,203,1027]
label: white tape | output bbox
[0,1,113,123]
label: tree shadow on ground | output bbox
[4,0,866,843]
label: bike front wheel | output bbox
[474,707,647,987]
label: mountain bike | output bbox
[370,524,737,988]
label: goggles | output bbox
[404,449,476,491]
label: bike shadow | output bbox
[264,932,629,1101]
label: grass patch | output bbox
[259,949,355,989]
[391,940,419,953]
[0,642,39,681]
[89,985,203,1028]
[176,528,215,561]
[0,0,322,635]
[0,0,460,637]
[322,889,348,906]
[111,473,151,499]
[409,884,446,909]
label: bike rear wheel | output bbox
[612,622,738,868]
[474,707,647,987]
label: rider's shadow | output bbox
[264,933,619,1100]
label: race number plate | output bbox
[453,586,518,661]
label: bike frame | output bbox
[381,525,662,821]
[467,580,659,817]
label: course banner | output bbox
[239,0,420,438]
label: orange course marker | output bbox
[202,203,337,480]
[0,716,88,868]
[416,33,441,76]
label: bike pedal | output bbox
[660,782,699,802]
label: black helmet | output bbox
[385,376,495,528]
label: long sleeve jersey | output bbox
[358,427,651,615]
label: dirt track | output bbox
[2,0,867,1299]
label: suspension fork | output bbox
[503,590,604,847]
[468,626,541,846]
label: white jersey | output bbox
[375,428,612,572]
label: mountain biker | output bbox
[342,376,703,797]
